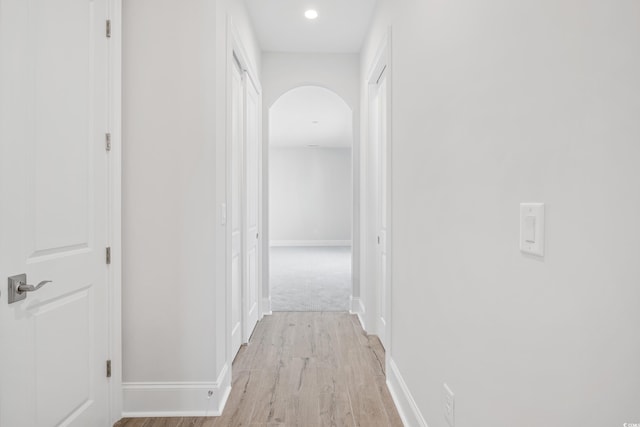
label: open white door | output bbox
[0,0,111,425]
[243,74,261,342]
[230,58,245,357]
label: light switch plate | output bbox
[520,203,545,256]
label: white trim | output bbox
[227,18,260,94]
[349,296,366,330]
[367,33,391,91]
[383,27,394,366]
[349,296,365,314]
[270,240,352,247]
[257,71,265,324]
[362,27,393,349]
[264,85,359,321]
[261,112,271,327]
[387,358,429,427]
[122,364,231,418]
[262,296,272,316]
[107,0,123,424]
[224,13,234,392]
[351,103,362,336]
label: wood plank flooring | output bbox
[114,312,403,427]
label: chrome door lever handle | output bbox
[17,280,52,294]
[8,274,52,304]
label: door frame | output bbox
[108,0,123,424]
[363,28,393,368]
[225,16,262,367]
[263,85,356,314]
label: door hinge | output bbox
[105,133,112,151]
[106,247,111,265]
[106,20,111,38]
[106,360,112,378]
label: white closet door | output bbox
[243,75,261,342]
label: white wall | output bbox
[123,0,217,384]
[269,147,352,244]
[361,1,640,426]
[262,53,359,110]
[122,0,260,416]
[261,53,361,306]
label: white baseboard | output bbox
[122,363,231,418]
[387,358,429,427]
[262,296,272,315]
[270,240,351,247]
[349,296,366,329]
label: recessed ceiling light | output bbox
[305,9,318,20]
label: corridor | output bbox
[2,0,639,425]
[115,313,402,426]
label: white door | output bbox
[375,71,390,347]
[243,75,261,342]
[0,0,111,425]
[230,59,245,357]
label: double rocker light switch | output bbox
[520,203,545,256]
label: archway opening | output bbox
[268,85,353,311]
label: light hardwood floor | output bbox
[115,312,403,427]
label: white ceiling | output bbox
[244,0,378,53]
[270,86,353,148]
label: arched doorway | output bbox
[267,85,354,311]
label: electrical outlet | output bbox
[443,383,455,427]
